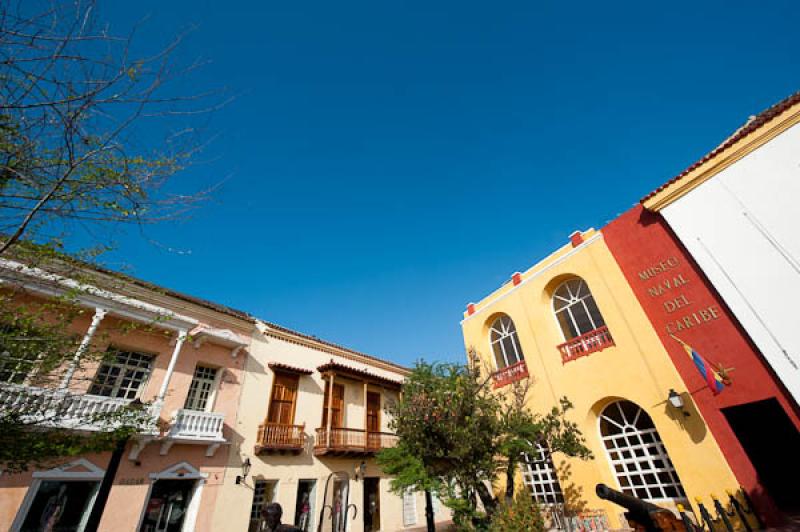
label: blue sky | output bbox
[91,1,799,366]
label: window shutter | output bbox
[402,490,417,526]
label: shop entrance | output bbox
[139,479,196,532]
[295,480,316,531]
[363,477,381,531]
[722,398,800,512]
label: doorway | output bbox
[363,477,381,532]
[139,479,195,532]
[295,480,316,532]
[722,398,800,512]
[19,480,99,531]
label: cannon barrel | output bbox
[596,483,664,515]
[596,484,682,532]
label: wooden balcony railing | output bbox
[255,422,306,454]
[314,427,398,456]
[557,326,614,363]
[492,360,529,388]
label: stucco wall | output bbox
[211,330,449,532]
[460,233,740,528]
[660,122,800,405]
[0,290,249,532]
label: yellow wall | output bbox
[460,231,739,527]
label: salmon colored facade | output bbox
[460,230,750,529]
[0,259,449,531]
[0,259,254,532]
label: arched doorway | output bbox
[599,400,685,501]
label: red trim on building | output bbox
[492,360,529,388]
[467,303,476,316]
[569,231,584,247]
[602,205,800,525]
[511,272,522,286]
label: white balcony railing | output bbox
[166,408,225,442]
[0,383,156,433]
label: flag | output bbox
[670,335,725,395]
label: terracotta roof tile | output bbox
[317,359,404,388]
[268,362,314,375]
[641,90,800,203]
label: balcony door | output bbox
[267,373,299,425]
[366,391,381,450]
[366,392,380,432]
[322,382,344,428]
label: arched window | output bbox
[553,278,605,340]
[600,400,686,501]
[489,315,524,369]
[521,443,563,505]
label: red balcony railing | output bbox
[255,422,306,454]
[314,427,398,456]
[557,326,614,363]
[492,360,529,388]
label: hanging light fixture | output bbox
[668,389,689,417]
[236,457,252,484]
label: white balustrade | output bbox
[167,408,225,441]
[0,383,155,432]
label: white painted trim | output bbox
[60,308,108,389]
[149,461,209,480]
[0,258,198,331]
[461,233,604,324]
[157,330,189,401]
[12,459,105,532]
[182,478,205,532]
[31,458,105,479]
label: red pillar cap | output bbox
[570,231,584,248]
[467,303,476,316]
[511,272,522,286]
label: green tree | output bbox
[377,349,592,530]
[0,0,222,473]
[488,490,545,532]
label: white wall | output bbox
[661,122,800,404]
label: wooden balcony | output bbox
[314,427,398,457]
[557,325,614,363]
[255,422,307,455]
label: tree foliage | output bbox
[0,0,222,472]
[488,490,545,532]
[0,0,223,254]
[377,350,592,530]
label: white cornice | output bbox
[0,258,198,331]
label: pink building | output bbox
[0,258,254,531]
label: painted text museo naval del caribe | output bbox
[638,256,721,334]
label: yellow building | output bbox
[460,229,740,528]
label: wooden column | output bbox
[326,372,335,448]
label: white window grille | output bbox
[88,350,153,399]
[489,315,524,369]
[0,350,36,384]
[249,480,278,532]
[521,443,564,505]
[600,400,686,501]
[184,365,218,411]
[0,325,41,384]
[402,489,417,526]
[553,278,606,340]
